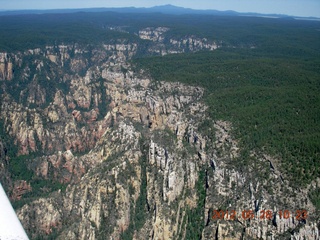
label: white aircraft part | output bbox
[0,183,29,240]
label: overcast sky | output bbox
[0,0,319,18]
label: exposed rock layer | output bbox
[0,31,318,240]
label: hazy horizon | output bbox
[0,0,319,18]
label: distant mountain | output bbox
[149,4,206,14]
[150,4,240,16]
[0,5,244,17]
[0,4,318,20]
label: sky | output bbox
[0,0,319,18]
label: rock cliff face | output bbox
[138,27,219,55]
[0,140,12,191]
[0,28,319,240]
[0,53,13,81]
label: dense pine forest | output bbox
[1,9,319,196]
[0,11,319,237]
[134,48,320,187]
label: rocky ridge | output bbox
[0,29,318,240]
[138,27,219,55]
[0,53,13,81]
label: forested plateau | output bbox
[0,11,319,239]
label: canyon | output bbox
[0,23,319,240]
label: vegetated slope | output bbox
[1,11,318,52]
[0,11,320,239]
[133,19,320,188]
